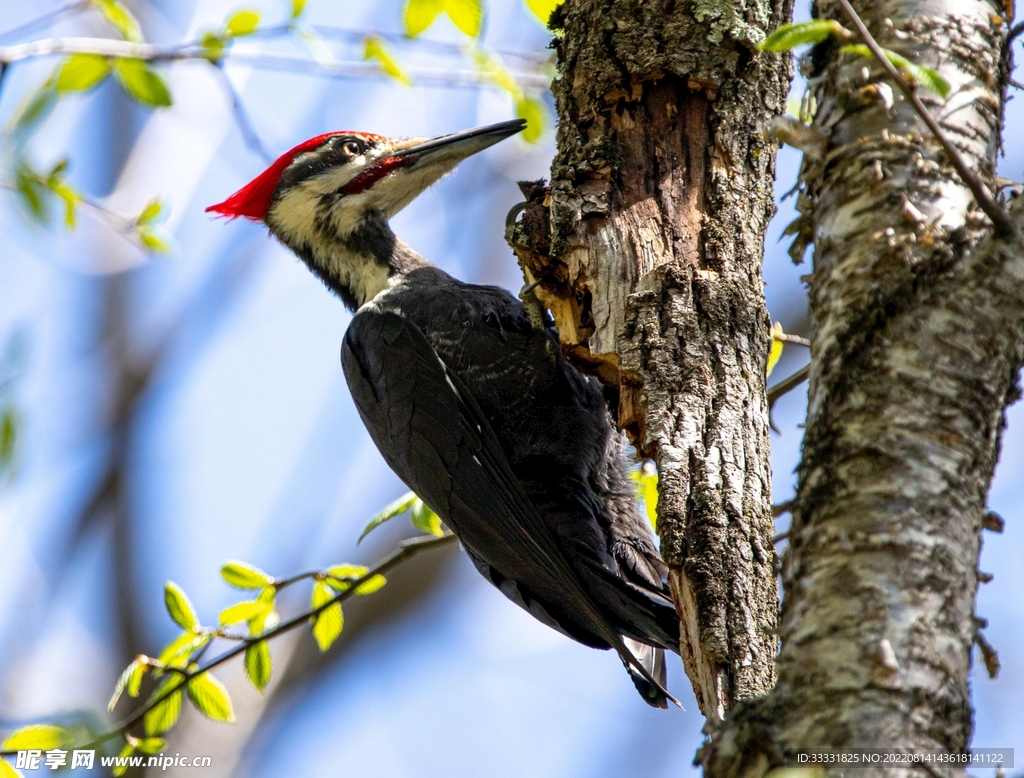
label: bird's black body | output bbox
[342,263,680,705]
[211,119,679,705]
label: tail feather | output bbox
[622,638,669,709]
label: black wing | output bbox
[342,308,676,703]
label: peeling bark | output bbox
[507,0,791,718]
[704,0,1023,773]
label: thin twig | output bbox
[835,0,1014,236]
[0,0,91,43]
[214,65,272,163]
[776,333,811,347]
[0,532,458,756]
[772,499,795,518]
[1009,21,1024,45]
[767,363,810,408]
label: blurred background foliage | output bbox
[0,1,1022,776]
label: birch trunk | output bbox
[508,0,792,718]
[705,0,1024,772]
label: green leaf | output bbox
[12,86,58,135]
[759,19,845,51]
[0,408,17,468]
[358,491,418,543]
[98,0,143,42]
[444,0,484,36]
[364,36,412,86]
[839,44,950,98]
[310,581,343,651]
[296,28,335,68]
[0,758,22,778]
[629,463,659,530]
[226,10,261,37]
[248,586,278,635]
[244,641,272,693]
[157,631,209,667]
[187,672,236,723]
[516,96,545,143]
[353,574,387,595]
[523,0,562,24]
[134,737,166,755]
[112,58,172,107]
[292,0,308,18]
[109,657,146,711]
[14,166,46,222]
[411,499,444,536]
[404,0,443,36]
[54,54,111,92]
[219,599,269,626]
[220,560,273,589]
[144,679,183,735]
[200,32,226,63]
[138,229,171,254]
[767,322,784,377]
[46,179,79,228]
[111,744,133,777]
[164,581,200,630]
[138,199,164,225]
[326,564,369,579]
[1,725,70,751]
[472,49,521,96]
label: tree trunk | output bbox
[704,0,1024,773]
[508,0,792,719]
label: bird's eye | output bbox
[343,140,363,157]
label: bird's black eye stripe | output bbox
[275,136,376,191]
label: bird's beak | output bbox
[390,119,527,168]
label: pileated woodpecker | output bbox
[208,119,680,707]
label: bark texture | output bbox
[705,0,1023,773]
[507,0,791,718]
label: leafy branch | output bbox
[0,528,456,774]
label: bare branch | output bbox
[0,37,552,90]
[767,363,810,408]
[835,0,1014,236]
[214,65,272,164]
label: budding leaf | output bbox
[98,0,143,42]
[0,758,20,778]
[364,37,412,86]
[138,229,171,254]
[144,679,183,735]
[112,58,173,107]
[134,738,166,755]
[759,19,846,51]
[444,0,484,36]
[1,725,70,751]
[55,54,111,92]
[164,581,200,630]
[187,672,236,723]
[157,631,209,667]
[0,408,17,468]
[220,560,273,589]
[226,10,261,37]
[516,96,545,143]
[138,199,164,226]
[404,0,443,36]
[839,44,951,98]
[523,0,562,24]
[14,166,46,222]
[410,499,444,536]
[292,0,307,17]
[310,581,343,651]
[353,574,387,595]
[244,641,272,693]
[629,463,659,530]
[358,491,418,543]
[111,744,133,777]
[767,322,785,377]
[109,658,144,711]
[219,599,268,626]
[13,87,58,135]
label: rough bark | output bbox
[507,0,791,718]
[705,0,1023,773]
